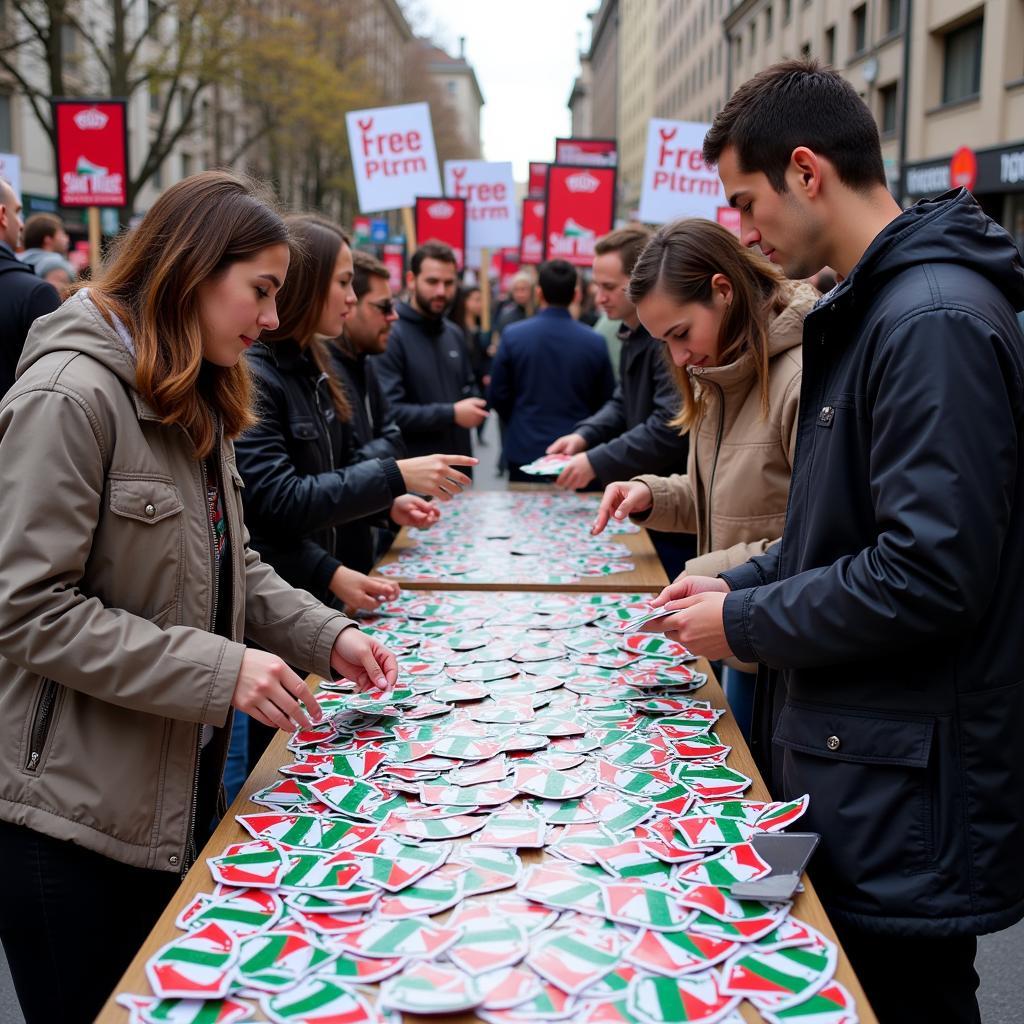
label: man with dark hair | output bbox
[19,212,70,272]
[0,180,60,397]
[373,241,486,463]
[653,59,1024,1023]
[487,259,614,480]
[547,224,685,491]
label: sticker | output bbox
[625,929,739,978]
[145,923,237,1000]
[379,962,484,1014]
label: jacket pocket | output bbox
[108,477,185,523]
[24,678,64,774]
[773,702,938,883]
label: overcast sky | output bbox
[414,0,595,181]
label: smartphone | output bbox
[729,832,820,901]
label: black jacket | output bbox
[573,321,687,483]
[1,242,60,397]
[720,190,1024,937]
[236,341,406,599]
[372,302,479,460]
[329,339,407,463]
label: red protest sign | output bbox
[53,99,128,207]
[519,199,546,265]
[528,162,549,198]
[555,138,618,168]
[382,243,405,292]
[716,207,741,238]
[543,165,617,267]
[415,196,467,270]
[499,249,521,294]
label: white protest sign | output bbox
[346,103,441,214]
[444,160,518,249]
[0,153,22,199]
[638,119,723,224]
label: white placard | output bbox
[638,119,723,224]
[444,160,518,250]
[346,103,441,214]
[0,153,22,199]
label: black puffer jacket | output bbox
[236,341,405,599]
[329,339,406,463]
[720,189,1024,937]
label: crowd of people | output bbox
[0,58,1022,1024]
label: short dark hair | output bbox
[411,240,458,275]
[538,260,577,307]
[352,249,389,300]
[593,224,653,277]
[703,59,886,193]
[23,213,65,249]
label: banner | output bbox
[53,99,128,207]
[527,162,549,198]
[0,153,21,198]
[543,165,616,267]
[519,199,545,265]
[444,160,518,249]
[381,242,405,292]
[499,249,521,294]
[346,102,442,214]
[415,196,467,270]
[638,119,722,224]
[555,138,618,168]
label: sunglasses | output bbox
[367,299,396,316]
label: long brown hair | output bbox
[87,171,287,458]
[261,214,352,420]
[629,218,791,431]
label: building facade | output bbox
[619,0,658,216]
[588,0,620,141]
[421,38,485,159]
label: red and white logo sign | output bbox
[519,200,545,265]
[382,243,405,292]
[53,99,127,207]
[345,102,442,214]
[544,164,616,267]
[555,137,618,167]
[950,146,978,191]
[528,162,549,198]
[639,118,721,224]
[415,195,467,270]
[444,160,518,249]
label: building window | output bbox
[0,92,11,151]
[825,25,836,65]
[800,41,811,58]
[181,152,193,179]
[851,4,867,55]
[748,21,756,56]
[765,5,773,41]
[783,0,791,25]
[879,82,898,133]
[884,0,903,36]
[942,17,983,104]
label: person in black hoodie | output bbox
[373,241,488,461]
[648,60,1024,1024]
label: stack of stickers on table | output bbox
[375,491,640,584]
[119,591,857,1024]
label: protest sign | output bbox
[346,103,441,214]
[638,118,722,223]
[519,199,545,265]
[0,153,21,199]
[555,138,618,167]
[444,160,518,250]
[528,162,549,198]
[415,196,467,270]
[53,99,127,207]
[543,165,616,267]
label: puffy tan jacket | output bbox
[0,292,353,871]
[634,284,816,580]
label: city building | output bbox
[588,0,620,141]
[619,0,658,216]
[420,38,485,159]
[568,53,594,137]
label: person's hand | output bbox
[397,454,477,500]
[453,398,489,429]
[592,480,653,534]
[329,565,399,612]
[547,432,588,456]
[391,493,441,528]
[649,592,733,661]
[555,452,596,491]
[232,649,323,732]
[331,626,399,692]
[650,574,730,607]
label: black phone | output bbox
[729,832,820,901]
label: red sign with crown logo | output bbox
[415,195,467,270]
[53,99,128,207]
[543,165,617,267]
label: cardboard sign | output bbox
[382,243,405,292]
[543,164,616,267]
[0,153,21,199]
[53,99,128,207]
[519,199,545,265]
[346,102,442,214]
[555,138,618,167]
[528,162,549,198]
[415,196,467,270]
[444,160,518,249]
[638,118,722,224]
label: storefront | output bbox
[904,139,1024,255]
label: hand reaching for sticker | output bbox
[331,626,399,693]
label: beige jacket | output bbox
[635,285,816,581]
[0,293,353,871]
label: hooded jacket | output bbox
[372,301,480,460]
[0,293,353,871]
[720,190,1024,936]
[0,241,60,396]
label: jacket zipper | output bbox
[316,372,338,559]
[704,380,726,552]
[25,679,59,771]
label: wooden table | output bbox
[97,659,876,1023]
[373,489,670,594]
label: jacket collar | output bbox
[397,299,447,336]
[617,320,651,344]
[536,306,572,320]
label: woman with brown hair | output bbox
[0,172,398,1024]
[592,218,816,734]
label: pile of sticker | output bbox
[118,591,857,1024]
[376,492,639,584]
[517,454,574,477]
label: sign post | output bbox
[53,98,128,273]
